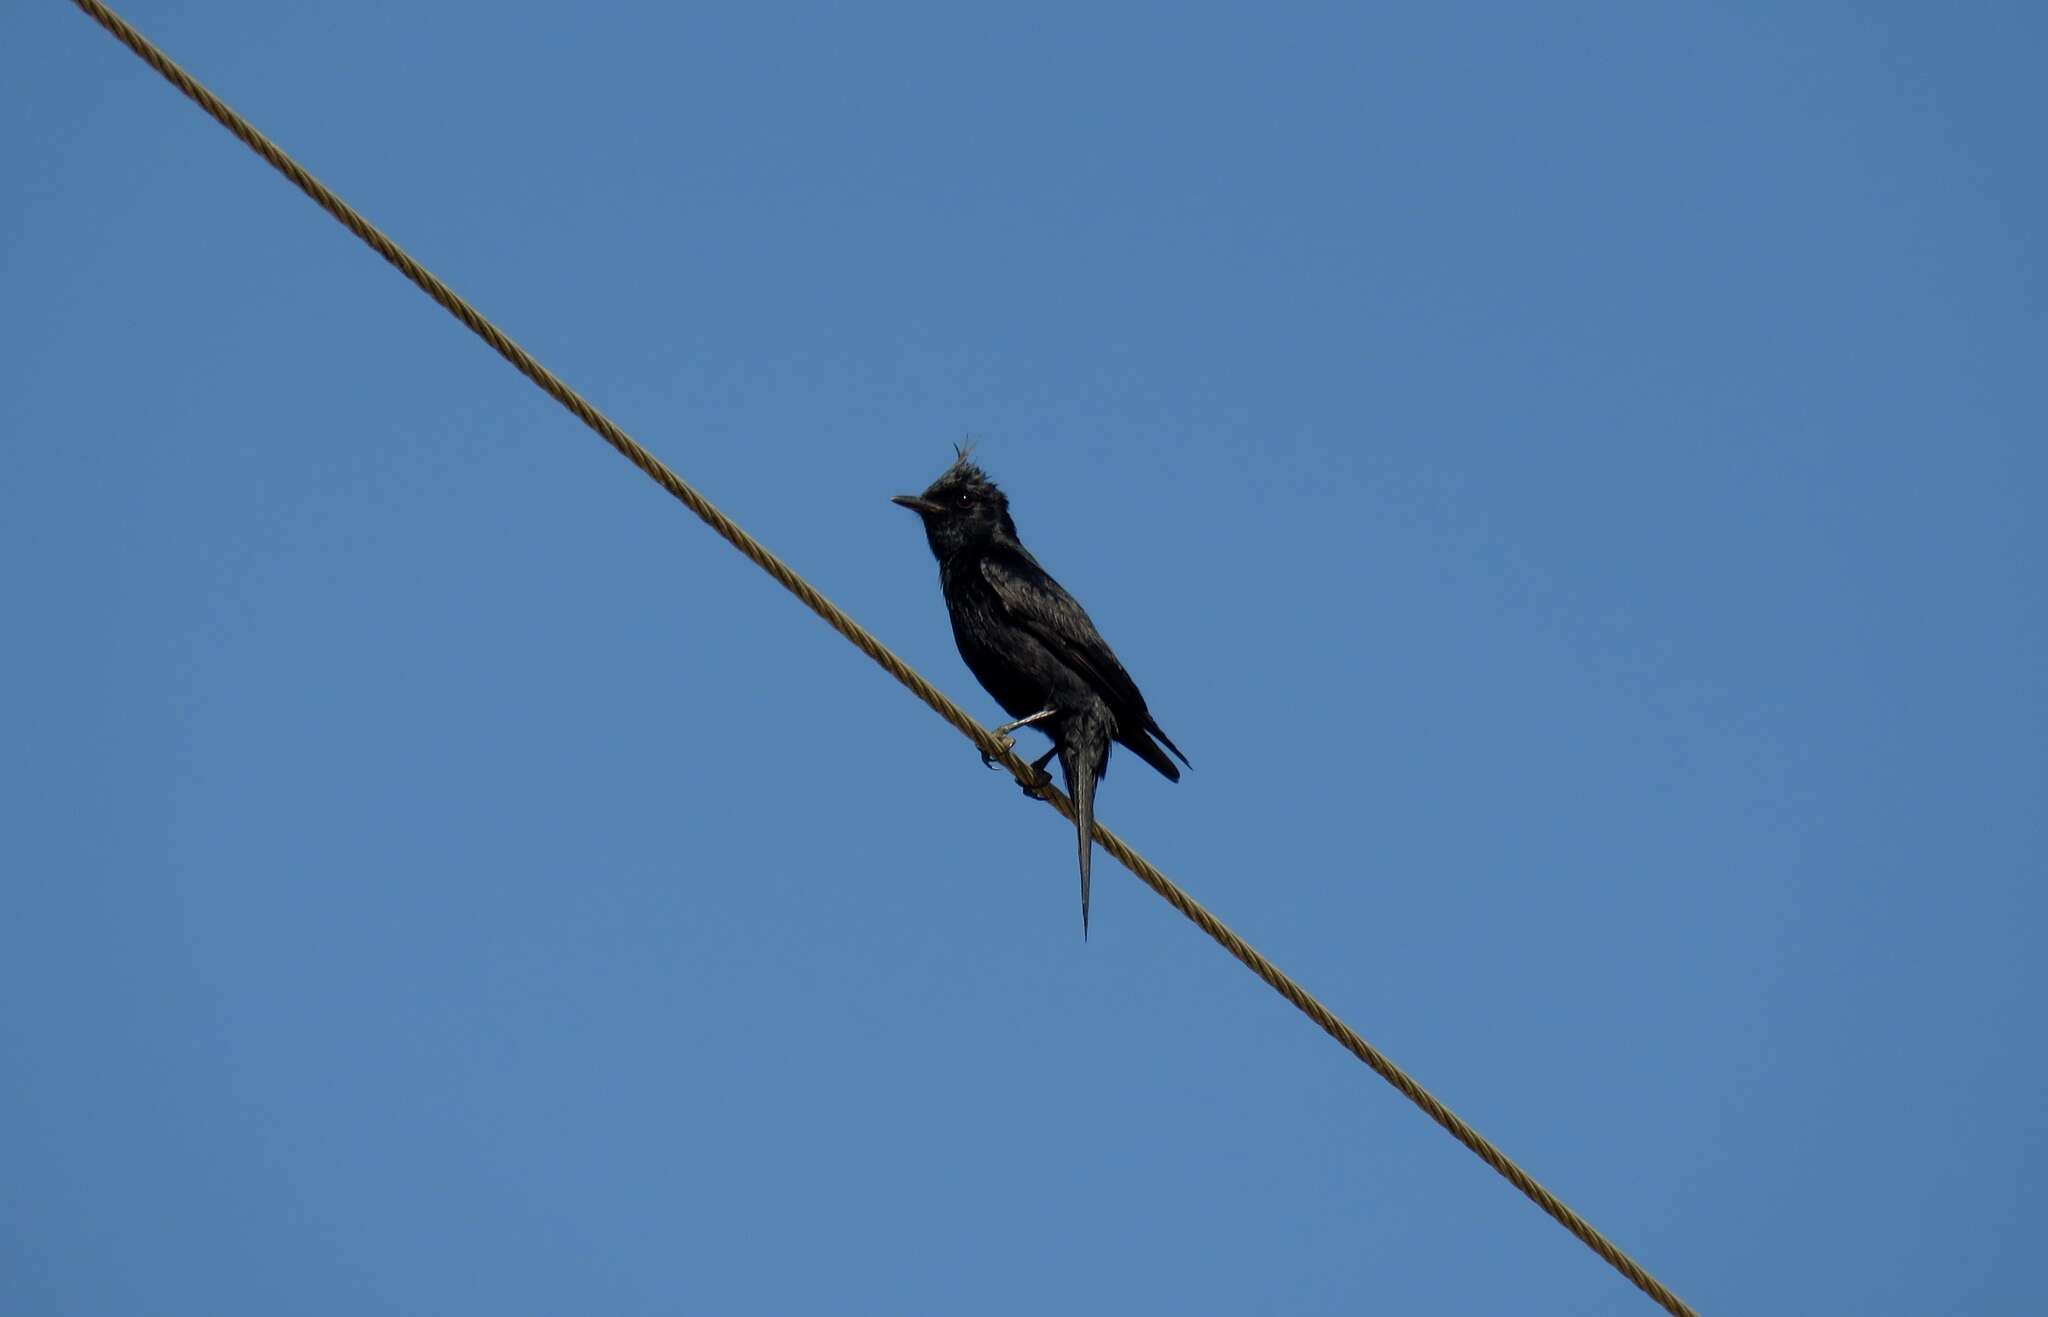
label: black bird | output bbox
[893,453,1188,934]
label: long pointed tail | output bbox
[1059,713,1109,939]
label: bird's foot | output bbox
[1018,766,1054,799]
[980,708,1056,767]
[979,733,1017,768]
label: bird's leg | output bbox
[981,707,1057,767]
[1019,746,1057,798]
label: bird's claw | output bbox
[979,733,1017,768]
[1018,767,1054,799]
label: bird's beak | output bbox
[891,494,940,514]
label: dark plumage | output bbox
[893,453,1188,934]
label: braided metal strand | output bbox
[66,4,1699,1313]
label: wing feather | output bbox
[979,549,1190,774]
[979,550,1145,710]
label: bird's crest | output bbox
[925,448,1006,509]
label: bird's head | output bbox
[892,451,1018,557]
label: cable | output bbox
[64,3,1699,1313]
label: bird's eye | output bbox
[956,493,973,508]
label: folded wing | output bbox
[979,548,1189,779]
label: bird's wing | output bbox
[978,548,1149,714]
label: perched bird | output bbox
[893,452,1188,934]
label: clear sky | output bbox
[4,3,2043,1314]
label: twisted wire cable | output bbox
[65,4,1699,1312]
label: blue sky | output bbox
[4,3,2043,1313]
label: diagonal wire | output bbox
[64,3,1700,1313]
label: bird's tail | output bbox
[1059,709,1111,939]
[1123,724,1185,782]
